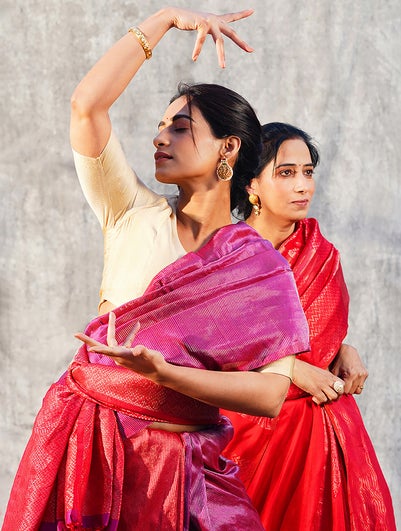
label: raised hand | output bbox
[169,8,255,67]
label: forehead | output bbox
[160,96,202,125]
[276,138,312,163]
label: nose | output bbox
[294,180,306,193]
[153,129,169,148]
[293,173,310,193]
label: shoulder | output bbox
[303,218,340,256]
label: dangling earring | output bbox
[216,158,233,181]
[248,193,261,216]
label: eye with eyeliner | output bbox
[276,166,315,178]
[278,168,295,177]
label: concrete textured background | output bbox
[1,0,400,526]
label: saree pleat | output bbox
[223,218,396,530]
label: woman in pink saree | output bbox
[3,11,313,531]
[224,122,396,530]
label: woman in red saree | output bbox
[225,122,396,530]
[3,12,312,531]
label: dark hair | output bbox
[234,122,320,219]
[171,82,262,210]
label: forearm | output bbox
[155,363,291,417]
[76,322,290,417]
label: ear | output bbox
[246,178,258,195]
[220,136,241,161]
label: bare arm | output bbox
[70,7,254,156]
[75,313,290,418]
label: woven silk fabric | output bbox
[223,218,396,530]
[3,222,309,531]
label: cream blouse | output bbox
[73,130,186,309]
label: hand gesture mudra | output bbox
[169,8,254,67]
[75,312,167,379]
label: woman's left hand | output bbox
[74,312,167,379]
[330,343,368,395]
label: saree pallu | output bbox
[223,218,396,531]
[3,222,309,531]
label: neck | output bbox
[247,214,296,249]
[176,186,232,252]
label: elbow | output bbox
[70,88,91,120]
[257,392,286,418]
[266,393,286,418]
[256,380,289,418]
[70,82,103,120]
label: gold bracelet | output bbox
[128,26,152,60]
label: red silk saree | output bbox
[223,219,396,530]
[3,223,309,531]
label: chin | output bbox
[290,212,308,223]
[155,173,176,185]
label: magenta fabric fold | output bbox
[87,222,309,372]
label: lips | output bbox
[291,199,309,206]
[154,151,172,161]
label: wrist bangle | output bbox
[128,26,152,60]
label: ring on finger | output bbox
[333,380,345,394]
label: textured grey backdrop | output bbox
[1,0,400,526]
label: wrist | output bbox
[292,358,302,385]
[153,358,174,386]
[159,7,178,29]
[137,8,176,50]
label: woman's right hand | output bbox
[293,359,346,405]
[167,7,255,67]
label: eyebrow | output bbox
[275,162,315,168]
[158,113,194,129]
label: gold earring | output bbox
[248,193,261,216]
[216,158,233,181]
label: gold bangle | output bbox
[128,26,152,60]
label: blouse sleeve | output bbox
[72,130,160,229]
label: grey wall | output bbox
[1,0,400,526]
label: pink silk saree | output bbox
[223,218,396,530]
[3,223,309,531]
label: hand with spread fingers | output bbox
[293,358,345,405]
[169,8,255,67]
[75,312,167,379]
[330,343,368,395]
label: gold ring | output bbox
[358,385,364,389]
[333,381,345,394]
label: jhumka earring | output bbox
[248,193,261,216]
[216,158,233,181]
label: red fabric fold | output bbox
[223,219,396,531]
[3,223,309,531]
